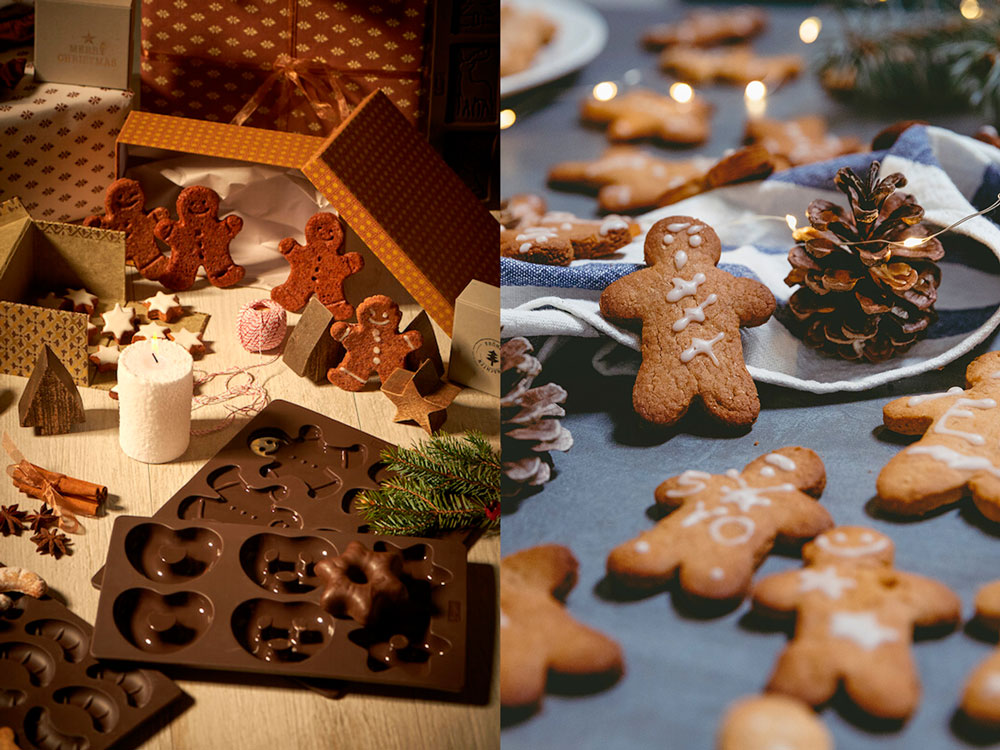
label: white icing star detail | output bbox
[829,610,899,650]
[168,328,203,352]
[65,287,98,309]
[798,566,856,599]
[101,303,135,340]
[144,290,180,316]
[135,321,169,340]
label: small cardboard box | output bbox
[115,90,498,334]
[0,198,126,385]
[34,0,134,90]
[448,280,499,396]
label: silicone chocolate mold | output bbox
[124,523,223,583]
[0,592,181,750]
[91,516,468,692]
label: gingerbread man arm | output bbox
[149,206,169,224]
[750,569,806,618]
[976,580,1000,631]
[891,571,961,628]
[224,214,243,238]
[599,268,654,321]
[503,544,578,598]
[154,217,176,242]
[401,329,422,352]
[329,321,354,343]
[345,251,363,273]
[730,275,776,327]
[881,392,959,436]
[278,237,301,256]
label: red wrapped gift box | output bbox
[138,0,431,136]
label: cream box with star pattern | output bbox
[34,0,135,90]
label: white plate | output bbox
[501,0,609,98]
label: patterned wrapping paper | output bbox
[0,301,89,384]
[0,49,133,222]
[139,0,431,135]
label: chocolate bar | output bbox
[90,516,468,692]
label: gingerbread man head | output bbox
[803,526,894,567]
[177,186,220,220]
[357,295,403,330]
[305,212,345,245]
[106,178,145,214]
[643,216,722,268]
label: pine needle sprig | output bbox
[355,431,501,536]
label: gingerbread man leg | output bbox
[607,534,682,589]
[969,475,1000,523]
[632,358,698,424]
[767,641,841,708]
[316,288,354,321]
[272,276,313,313]
[876,452,973,516]
[676,550,755,601]
[699,366,761,425]
[206,258,245,288]
[500,628,549,708]
[841,650,919,720]
[963,651,1000,724]
[327,352,372,392]
[160,252,202,292]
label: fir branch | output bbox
[356,432,501,536]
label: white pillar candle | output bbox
[118,338,193,464]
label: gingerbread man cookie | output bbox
[581,88,712,145]
[752,526,960,720]
[326,295,422,391]
[84,178,170,279]
[716,694,832,750]
[155,186,245,290]
[659,46,803,86]
[501,544,624,710]
[877,351,1000,522]
[501,211,638,266]
[271,212,362,318]
[744,116,863,169]
[498,194,547,229]
[643,6,767,48]
[607,447,831,601]
[599,216,775,425]
[961,580,1000,726]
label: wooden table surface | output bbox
[0,255,500,750]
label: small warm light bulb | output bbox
[592,81,618,101]
[669,82,693,103]
[785,214,798,231]
[902,237,926,248]
[798,17,822,44]
[744,80,767,101]
[499,109,516,130]
[960,0,983,20]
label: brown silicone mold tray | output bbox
[0,592,182,750]
[90,516,468,692]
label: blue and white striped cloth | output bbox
[501,126,1000,393]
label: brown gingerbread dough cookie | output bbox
[501,211,639,266]
[501,544,623,711]
[877,351,1000,521]
[744,116,863,168]
[607,447,831,601]
[599,216,775,425]
[660,46,803,86]
[643,6,768,48]
[84,178,170,279]
[155,186,245,290]
[271,212,362,319]
[501,3,556,77]
[326,295,422,391]
[961,580,1000,726]
[548,146,713,212]
[581,88,712,145]
[752,526,960,720]
[716,694,833,750]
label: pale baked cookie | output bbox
[581,88,712,145]
[167,327,206,355]
[142,290,183,322]
[660,46,803,85]
[501,544,623,711]
[501,3,556,77]
[133,321,169,342]
[63,287,98,315]
[607,447,830,601]
[643,7,767,48]
[961,580,1000,726]
[100,303,136,345]
[716,695,833,750]
[88,344,120,373]
[744,116,863,168]
[752,526,960,720]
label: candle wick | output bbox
[152,353,159,363]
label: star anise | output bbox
[0,504,26,536]
[32,527,71,559]
[24,504,57,533]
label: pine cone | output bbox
[501,337,573,490]
[785,161,944,362]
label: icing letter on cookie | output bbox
[672,293,718,332]
[906,445,1000,478]
[665,469,712,498]
[708,516,755,546]
[907,386,964,406]
[798,566,856,599]
[681,500,728,528]
[829,611,899,650]
[764,453,797,472]
[666,273,706,302]
[680,332,724,365]
[931,398,996,446]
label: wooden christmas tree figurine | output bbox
[282,297,344,382]
[19,345,85,435]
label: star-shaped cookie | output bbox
[101,303,136,344]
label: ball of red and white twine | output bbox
[236,298,287,352]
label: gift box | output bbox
[115,90,498,334]
[34,0,135,90]
[0,56,133,222]
[138,0,431,136]
[448,279,499,395]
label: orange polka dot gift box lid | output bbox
[115,90,498,334]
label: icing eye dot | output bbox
[861,533,874,542]
[833,532,848,543]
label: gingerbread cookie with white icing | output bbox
[599,216,775,425]
[961,580,1000,726]
[744,116,863,169]
[581,88,712,145]
[877,351,1000,522]
[752,526,960,720]
[607,447,831,602]
[88,344,120,373]
[501,211,639,266]
[502,544,624,711]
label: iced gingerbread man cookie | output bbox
[501,544,623,711]
[271,212,362,318]
[716,694,832,750]
[752,526,960,720]
[155,186,245,290]
[607,447,831,602]
[877,350,1000,522]
[326,295,422,392]
[961,580,1000,726]
[599,216,775,426]
[85,178,170,278]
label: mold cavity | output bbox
[373,541,453,587]
[112,589,213,654]
[348,628,452,677]
[239,533,336,594]
[26,619,88,663]
[124,523,223,583]
[0,688,25,708]
[85,665,153,708]
[23,706,90,750]
[0,642,55,687]
[231,599,333,663]
[53,686,119,733]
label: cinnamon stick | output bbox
[27,464,107,503]
[11,476,100,516]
